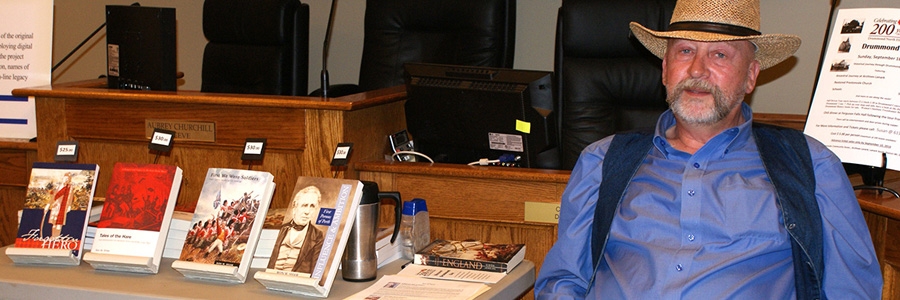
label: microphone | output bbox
[52,2,140,72]
[319,0,339,97]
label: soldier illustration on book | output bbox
[268,185,326,274]
[43,172,74,237]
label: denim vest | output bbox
[589,123,825,300]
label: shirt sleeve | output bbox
[806,136,883,298]
[535,137,612,299]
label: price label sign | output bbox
[148,128,175,153]
[55,141,79,162]
[331,142,353,166]
[241,138,267,161]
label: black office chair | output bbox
[311,0,516,97]
[555,0,676,169]
[201,0,310,96]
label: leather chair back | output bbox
[358,0,516,92]
[201,0,309,96]
[555,0,676,169]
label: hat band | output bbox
[667,21,761,37]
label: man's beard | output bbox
[667,78,744,125]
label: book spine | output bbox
[414,254,508,273]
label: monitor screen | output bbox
[403,63,558,169]
[105,5,176,91]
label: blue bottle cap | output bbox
[402,198,428,215]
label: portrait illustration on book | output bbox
[15,164,98,255]
[179,186,264,266]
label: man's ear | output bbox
[745,59,761,94]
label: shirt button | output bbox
[788,223,796,230]
[687,190,696,197]
[676,264,683,272]
[693,162,700,168]
[687,234,695,241]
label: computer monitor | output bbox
[105,5,176,91]
[403,63,558,169]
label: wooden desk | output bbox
[0,140,36,246]
[356,161,569,283]
[0,245,535,299]
[11,80,407,211]
[853,172,900,300]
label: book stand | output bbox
[845,153,900,198]
[253,271,332,297]
[5,247,79,265]
[82,252,159,274]
[171,260,245,283]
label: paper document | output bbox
[804,8,900,169]
[344,275,489,300]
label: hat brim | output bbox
[629,22,801,70]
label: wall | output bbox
[49,0,897,115]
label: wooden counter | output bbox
[12,80,407,212]
[0,140,37,246]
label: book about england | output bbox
[413,239,526,273]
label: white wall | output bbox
[49,0,897,115]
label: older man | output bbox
[268,185,326,273]
[535,0,883,298]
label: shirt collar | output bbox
[652,103,755,158]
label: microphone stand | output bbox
[52,2,140,73]
[319,0,339,97]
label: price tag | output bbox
[148,128,175,153]
[331,142,353,166]
[55,141,79,162]
[241,138,267,161]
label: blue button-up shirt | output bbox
[535,104,882,299]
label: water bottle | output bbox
[399,198,430,260]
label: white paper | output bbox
[0,0,52,139]
[344,275,489,300]
[805,8,900,170]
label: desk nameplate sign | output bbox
[524,201,560,224]
[145,119,216,142]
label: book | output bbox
[413,240,525,274]
[804,8,900,169]
[253,176,364,297]
[82,162,183,274]
[171,168,276,283]
[6,162,100,265]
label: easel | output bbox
[845,153,899,198]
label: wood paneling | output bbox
[0,141,36,246]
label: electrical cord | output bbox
[391,150,434,163]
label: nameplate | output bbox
[145,119,216,142]
[524,202,560,224]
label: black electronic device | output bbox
[403,63,559,169]
[105,5,176,91]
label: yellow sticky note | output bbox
[516,119,531,134]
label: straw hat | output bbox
[629,0,801,70]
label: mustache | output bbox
[673,78,718,95]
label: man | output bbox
[268,185,326,274]
[535,0,883,298]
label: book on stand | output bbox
[6,162,100,265]
[413,239,526,274]
[253,176,364,298]
[82,162,183,274]
[171,168,276,283]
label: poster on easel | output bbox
[805,8,900,170]
[0,0,52,139]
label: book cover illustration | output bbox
[414,239,526,273]
[178,168,274,267]
[254,176,364,297]
[14,162,100,258]
[90,163,182,258]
